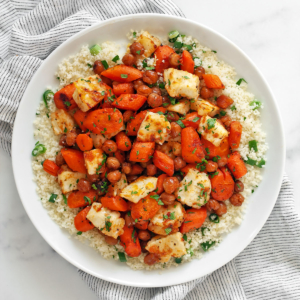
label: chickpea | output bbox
[144,253,159,265]
[104,235,118,245]
[206,160,218,173]
[217,156,228,168]
[147,93,162,108]
[143,70,158,85]
[55,152,65,166]
[125,214,135,227]
[172,142,182,157]
[107,170,122,183]
[138,230,151,241]
[87,173,99,183]
[127,175,138,183]
[140,159,152,168]
[160,192,176,205]
[137,85,152,97]
[205,199,220,212]
[133,79,144,90]
[106,157,120,170]
[194,66,205,80]
[171,122,182,138]
[93,60,105,75]
[168,53,181,67]
[230,193,245,206]
[140,240,148,253]
[147,164,157,176]
[166,112,179,122]
[122,162,132,174]
[130,42,145,56]
[123,110,134,123]
[77,178,91,192]
[95,178,108,195]
[220,115,232,129]
[122,53,136,66]
[100,75,112,86]
[66,130,78,146]
[234,180,244,193]
[162,96,170,106]
[200,86,214,99]
[215,202,227,216]
[174,157,186,171]
[59,134,67,147]
[151,87,161,95]
[163,177,179,194]
[102,140,117,154]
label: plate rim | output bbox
[11,13,285,287]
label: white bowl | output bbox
[12,13,285,287]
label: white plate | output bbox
[12,14,285,287]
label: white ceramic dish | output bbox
[12,13,285,287]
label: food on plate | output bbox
[32,29,267,270]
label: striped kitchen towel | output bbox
[0,1,299,299]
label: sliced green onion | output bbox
[121,74,128,78]
[101,60,109,70]
[250,100,262,110]
[174,41,183,49]
[201,241,216,252]
[63,195,67,205]
[77,231,82,235]
[112,55,119,63]
[176,120,185,128]
[249,140,258,152]
[169,30,180,39]
[175,257,182,264]
[90,44,101,56]
[209,213,219,223]
[236,78,247,85]
[32,142,46,156]
[43,90,54,108]
[118,252,127,262]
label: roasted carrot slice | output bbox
[155,45,175,73]
[83,108,123,134]
[120,224,141,257]
[101,83,115,108]
[54,83,77,111]
[202,74,225,89]
[216,95,234,109]
[112,94,147,111]
[68,190,98,208]
[43,159,60,176]
[181,127,205,163]
[182,112,201,129]
[227,152,247,179]
[112,150,125,164]
[129,142,155,162]
[180,207,207,234]
[153,150,174,176]
[228,121,242,150]
[113,83,134,96]
[101,195,129,211]
[76,134,93,151]
[101,65,143,83]
[156,174,168,195]
[115,131,132,151]
[61,148,87,174]
[180,50,194,73]
[210,167,234,201]
[74,207,94,232]
[73,109,88,131]
[131,193,161,222]
[201,136,230,159]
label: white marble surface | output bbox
[1,1,299,299]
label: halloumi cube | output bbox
[73,75,106,112]
[148,201,185,235]
[137,112,171,145]
[164,68,199,99]
[57,165,86,194]
[198,115,228,147]
[167,99,190,115]
[136,31,161,58]
[176,169,211,208]
[191,99,219,117]
[145,232,187,263]
[83,149,106,175]
[86,203,125,239]
[107,173,128,197]
[51,109,75,135]
[120,176,158,203]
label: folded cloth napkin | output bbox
[1,1,299,299]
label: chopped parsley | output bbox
[207,118,216,130]
[209,213,219,223]
[176,120,185,128]
[250,100,262,110]
[84,196,91,205]
[201,241,216,251]
[48,194,57,203]
[120,74,128,78]
[112,55,119,63]
[236,78,247,85]
[165,228,172,235]
[249,140,258,152]
[118,252,127,262]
